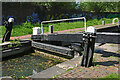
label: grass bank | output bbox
[1,18,119,37]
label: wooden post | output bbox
[102,20,105,25]
[49,25,53,34]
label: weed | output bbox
[79,69,82,71]
[65,68,73,72]
[93,57,97,62]
[93,62,98,66]
[52,74,60,78]
[96,65,100,67]
[109,44,114,46]
[8,44,12,47]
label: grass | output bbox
[102,73,119,78]
[95,73,119,80]
[0,40,2,43]
[109,44,114,46]
[1,18,119,38]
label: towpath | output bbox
[9,23,114,40]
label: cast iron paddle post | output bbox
[2,18,14,43]
[81,26,96,67]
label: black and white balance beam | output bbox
[31,32,120,44]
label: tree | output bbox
[77,2,119,12]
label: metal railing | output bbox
[112,18,119,27]
[41,17,86,34]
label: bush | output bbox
[22,21,33,28]
[27,12,40,24]
[46,15,51,21]
[107,14,118,18]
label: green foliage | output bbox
[20,76,26,78]
[107,14,119,18]
[46,21,84,33]
[22,21,33,28]
[65,68,73,72]
[92,57,96,62]
[78,2,119,12]
[8,44,12,48]
[46,15,51,21]
[7,39,22,48]
[59,14,65,19]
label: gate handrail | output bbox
[41,17,87,34]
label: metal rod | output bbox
[112,18,119,27]
[41,17,87,34]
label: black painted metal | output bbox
[97,25,120,33]
[31,25,120,67]
[2,21,13,43]
[31,33,83,42]
[70,43,84,56]
[96,32,120,44]
[31,32,120,44]
[81,32,96,67]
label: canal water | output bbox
[2,52,63,78]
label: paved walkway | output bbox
[56,43,119,78]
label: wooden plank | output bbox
[32,41,74,56]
